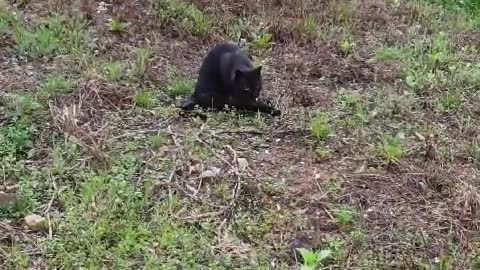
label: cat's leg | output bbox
[238,100,281,116]
[196,92,230,111]
[253,100,281,116]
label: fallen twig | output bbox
[225,145,241,207]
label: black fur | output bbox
[181,43,280,116]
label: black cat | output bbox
[181,42,280,116]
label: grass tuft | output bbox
[134,89,157,109]
[311,112,332,142]
[167,75,195,98]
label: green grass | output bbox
[375,47,409,61]
[225,17,246,42]
[13,15,92,58]
[251,28,273,53]
[297,248,332,270]
[45,155,221,268]
[300,15,319,39]
[134,89,157,109]
[435,89,464,113]
[149,133,169,150]
[378,133,404,164]
[167,75,195,98]
[104,61,126,81]
[333,207,355,229]
[333,0,358,24]
[0,116,43,218]
[132,48,152,77]
[339,34,355,56]
[39,73,75,100]
[154,0,211,37]
[311,112,332,142]
[427,0,480,14]
[2,94,42,118]
[109,16,127,33]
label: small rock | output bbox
[24,214,48,231]
[237,158,248,172]
[0,192,17,207]
[199,167,221,179]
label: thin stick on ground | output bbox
[225,144,241,208]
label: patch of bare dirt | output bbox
[269,42,401,110]
[344,162,480,257]
[55,78,133,126]
[353,0,411,47]
[247,137,356,246]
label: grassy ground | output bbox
[1,0,480,269]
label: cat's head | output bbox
[234,66,262,98]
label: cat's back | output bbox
[199,42,241,71]
[205,42,242,59]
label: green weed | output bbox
[375,47,408,61]
[311,112,331,142]
[315,146,332,160]
[45,154,221,268]
[149,133,168,150]
[225,17,246,42]
[300,15,319,39]
[457,63,480,89]
[326,237,347,261]
[234,209,280,240]
[336,91,369,125]
[334,207,354,228]
[154,0,211,37]
[3,94,42,118]
[14,24,58,57]
[134,89,157,109]
[435,90,463,113]
[427,0,480,15]
[467,143,480,164]
[105,61,126,81]
[378,132,404,164]
[339,34,355,56]
[297,247,332,270]
[133,48,152,77]
[13,15,92,57]
[0,118,32,161]
[333,0,357,24]
[183,5,211,37]
[251,29,273,52]
[167,75,194,98]
[109,17,127,33]
[39,73,74,100]
[0,17,9,34]
[0,118,43,218]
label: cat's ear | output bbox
[232,69,244,81]
[252,66,262,76]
